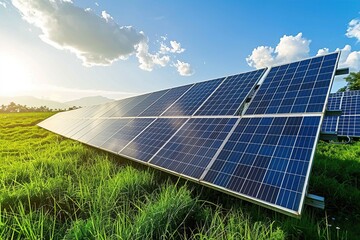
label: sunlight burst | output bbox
[0,55,33,96]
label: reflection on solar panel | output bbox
[139,84,193,117]
[120,118,188,162]
[194,69,267,116]
[322,90,360,137]
[101,118,156,153]
[162,78,224,116]
[150,118,238,179]
[245,53,338,115]
[38,52,340,217]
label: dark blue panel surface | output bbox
[122,89,169,117]
[203,116,321,212]
[321,116,337,133]
[337,115,360,136]
[120,118,188,162]
[150,118,238,179]
[341,90,360,115]
[139,84,193,117]
[162,78,224,116]
[86,119,132,147]
[195,69,266,116]
[100,118,155,153]
[245,53,339,115]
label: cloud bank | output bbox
[246,33,311,68]
[247,31,360,72]
[11,0,193,75]
[346,19,360,41]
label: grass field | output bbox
[0,112,359,239]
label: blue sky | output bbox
[0,0,360,101]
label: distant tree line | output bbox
[0,102,80,113]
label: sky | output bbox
[0,0,360,102]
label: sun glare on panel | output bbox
[0,55,34,96]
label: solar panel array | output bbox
[38,52,340,217]
[322,90,360,137]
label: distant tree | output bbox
[338,71,360,92]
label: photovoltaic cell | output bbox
[86,119,133,147]
[100,118,155,153]
[203,116,321,213]
[150,118,238,179]
[322,90,360,136]
[162,78,224,116]
[121,89,169,117]
[139,84,193,117]
[337,115,360,136]
[195,69,267,116]
[245,53,339,115]
[104,94,152,117]
[341,90,360,115]
[120,118,188,162]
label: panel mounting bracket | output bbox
[335,68,349,76]
[325,109,342,116]
[305,193,325,209]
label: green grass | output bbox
[0,112,359,239]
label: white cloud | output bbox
[246,33,311,68]
[0,1,6,8]
[101,10,113,23]
[174,60,194,76]
[136,40,170,71]
[11,0,193,76]
[160,40,185,54]
[11,0,146,67]
[316,48,330,56]
[95,2,99,7]
[346,19,360,41]
[337,45,360,71]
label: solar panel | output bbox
[139,84,193,117]
[322,90,360,137]
[121,89,169,117]
[338,115,360,136]
[38,52,340,217]
[194,69,267,116]
[162,78,224,116]
[120,118,188,162]
[100,118,156,153]
[103,94,152,117]
[202,116,320,213]
[149,118,239,179]
[86,119,133,147]
[245,53,339,115]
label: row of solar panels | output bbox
[38,52,340,217]
[322,90,360,137]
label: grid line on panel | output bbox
[203,116,321,213]
[85,119,133,147]
[139,84,194,117]
[199,118,242,180]
[120,118,189,162]
[162,77,224,116]
[194,69,267,116]
[100,118,157,153]
[122,89,169,117]
[105,94,152,117]
[150,118,238,179]
[245,53,339,115]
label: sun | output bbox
[0,55,33,96]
